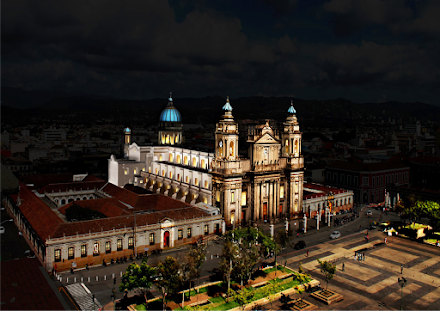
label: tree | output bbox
[295,272,309,302]
[219,240,238,302]
[263,282,279,310]
[317,259,336,292]
[156,256,182,311]
[187,244,206,292]
[119,261,156,307]
[232,287,255,311]
[415,200,440,230]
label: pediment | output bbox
[160,217,174,225]
[255,133,280,145]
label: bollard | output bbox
[60,277,62,283]
[67,277,69,283]
[120,271,123,277]
[112,273,115,279]
[96,276,99,281]
[104,275,107,281]
[81,277,83,283]
[74,277,77,283]
[211,254,213,260]
[88,277,90,282]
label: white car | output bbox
[330,231,341,239]
[366,210,373,216]
[0,226,4,234]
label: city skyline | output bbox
[2,0,440,106]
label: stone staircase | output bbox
[65,283,102,311]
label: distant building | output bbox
[325,160,410,204]
[42,127,67,142]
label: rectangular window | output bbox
[363,177,369,186]
[372,177,375,187]
[178,229,183,240]
[128,237,134,249]
[81,244,87,257]
[105,241,111,254]
[280,186,284,199]
[134,168,137,175]
[177,174,180,181]
[187,227,192,238]
[354,176,358,186]
[117,239,123,251]
[68,247,74,259]
[186,176,189,183]
[124,168,128,175]
[376,176,379,187]
[205,180,208,188]
[347,175,352,185]
[231,192,235,203]
[241,191,247,206]
[149,233,155,245]
[54,249,61,262]
[195,178,199,186]
[93,242,100,256]
[204,225,209,235]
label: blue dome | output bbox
[160,106,182,122]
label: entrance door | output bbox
[215,223,220,234]
[263,203,268,220]
[164,231,170,248]
[279,204,283,218]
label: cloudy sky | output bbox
[2,0,440,104]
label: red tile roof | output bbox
[17,179,211,241]
[18,183,64,241]
[38,180,107,194]
[23,173,73,188]
[58,198,131,217]
[303,182,347,195]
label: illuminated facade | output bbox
[158,93,183,146]
[109,96,306,226]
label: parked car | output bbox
[0,226,4,234]
[24,250,35,258]
[366,210,373,216]
[294,240,306,250]
[330,231,341,239]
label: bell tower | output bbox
[211,96,243,228]
[215,96,239,161]
[123,127,131,158]
[282,100,304,216]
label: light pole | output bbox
[398,277,407,311]
[1,219,13,225]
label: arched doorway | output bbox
[164,231,170,248]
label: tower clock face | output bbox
[219,141,223,148]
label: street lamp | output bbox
[1,219,13,225]
[398,277,407,311]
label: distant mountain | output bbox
[1,87,116,109]
[2,87,440,125]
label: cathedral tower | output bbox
[282,100,304,216]
[211,96,243,227]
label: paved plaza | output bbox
[268,230,440,310]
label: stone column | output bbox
[303,214,307,233]
[269,181,273,220]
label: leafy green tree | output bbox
[232,287,255,311]
[263,282,279,310]
[296,272,309,302]
[187,244,206,292]
[298,262,304,274]
[156,256,182,311]
[233,241,260,286]
[415,200,440,230]
[219,240,238,302]
[317,259,336,291]
[119,262,156,306]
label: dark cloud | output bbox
[1,0,439,104]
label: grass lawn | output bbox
[425,238,439,244]
[403,223,428,229]
[143,266,310,311]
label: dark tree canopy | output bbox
[65,203,106,221]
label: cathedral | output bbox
[108,94,305,227]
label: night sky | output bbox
[3,0,440,105]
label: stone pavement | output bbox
[268,230,440,310]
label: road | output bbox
[55,207,386,307]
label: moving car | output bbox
[366,210,372,216]
[330,231,341,239]
[294,240,306,250]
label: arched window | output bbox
[285,139,289,153]
[61,199,66,205]
[159,154,163,161]
[169,153,173,162]
[294,140,298,153]
[169,172,173,179]
[204,180,208,188]
[184,156,188,165]
[149,233,155,245]
[83,197,87,200]
[195,178,199,186]
[165,135,170,144]
[229,141,234,157]
[68,246,74,259]
[175,135,179,143]
[192,158,197,167]
[93,242,100,256]
[177,155,181,163]
[54,249,61,262]
[201,159,205,168]
[81,244,87,257]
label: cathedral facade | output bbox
[108,95,305,227]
